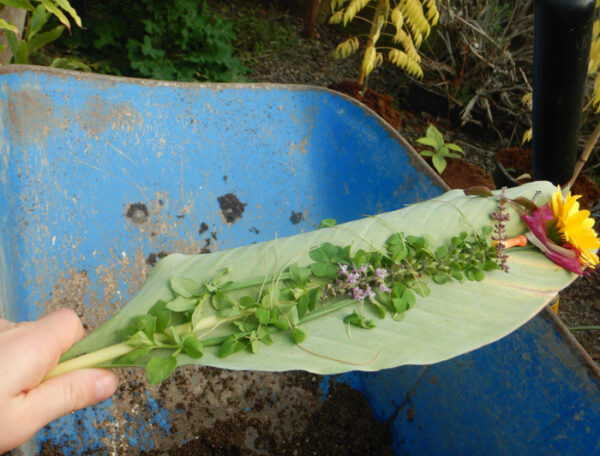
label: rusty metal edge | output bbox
[0,65,450,193]
[541,305,600,386]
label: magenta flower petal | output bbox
[522,204,584,275]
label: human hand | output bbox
[0,308,119,452]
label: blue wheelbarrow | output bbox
[0,66,599,455]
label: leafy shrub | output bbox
[416,124,464,175]
[56,0,247,81]
[0,0,81,65]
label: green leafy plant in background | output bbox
[0,0,80,64]
[329,0,439,92]
[416,123,464,174]
[46,182,577,385]
[54,0,247,81]
[218,2,297,65]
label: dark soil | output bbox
[495,148,600,209]
[138,381,393,456]
[329,81,403,129]
[146,251,168,267]
[441,157,496,190]
[218,193,247,224]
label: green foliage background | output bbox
[56,0,248,81]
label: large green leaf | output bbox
[62,181,577,375]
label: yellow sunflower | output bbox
[551,186,600,268]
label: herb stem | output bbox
[45,342,133,380]
[45,314,222,380]
[200,298,355,347]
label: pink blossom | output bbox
[378,283,391,293]
[375,268,388,279]
[522,204,584,275]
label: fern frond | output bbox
[329,9,345,24]
[401,0,431,41]
[391,5,404,31]
[592,75,600,112]
[522,128,532,144]
[521,92,532,109]
[589,20,600,75]
[392,29,421,63]
[375,50,384,68]
[344,0,371,26]
[389,48,423,79]
[423,0,439,25]
[334,36,361,59]
[330,0,348,11]
[361,45,378,77]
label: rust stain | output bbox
[78,95,144,139]
[288,136,309,159]
[5,90,60,145]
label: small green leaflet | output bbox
[146,356,177,385]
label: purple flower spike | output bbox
[347,271,360,284]
[359,265,369,274]
[522,204,584,275]
[338,264,348,275]
[375,268,388,279]
[365,286,376,300]
[378,283,391,293]
[351,287,366,301]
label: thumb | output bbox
[13,369,118,443]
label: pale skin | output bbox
[0,308,119,453]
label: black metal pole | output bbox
[533,0,594,185]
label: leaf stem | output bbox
[45,315,221,380]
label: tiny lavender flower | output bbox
[365,286,376,300]
[375,268,388,279]
[378,283,391,293]
[347,271,360,284]
[352,287,366,301]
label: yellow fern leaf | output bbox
[408,48,421,63]
[393,29,412,48]
[330,0,347,11]
[343,0,370,26]
[334,36,360,59]
[375,51,384,69]
[392,29,421,63]
[424,0,439,25]
[389,49,423,78]
[521,92,532,108]
[407,59,424,79]
[391,5,404,30]
[593,75,600,112]
[522,128,533,144]
[589,23,600,74]
[329,9,345,24]
[389,48,407,66]
[402,0,431,40]
[361,45,377,77]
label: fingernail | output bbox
[95,374,118,401]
